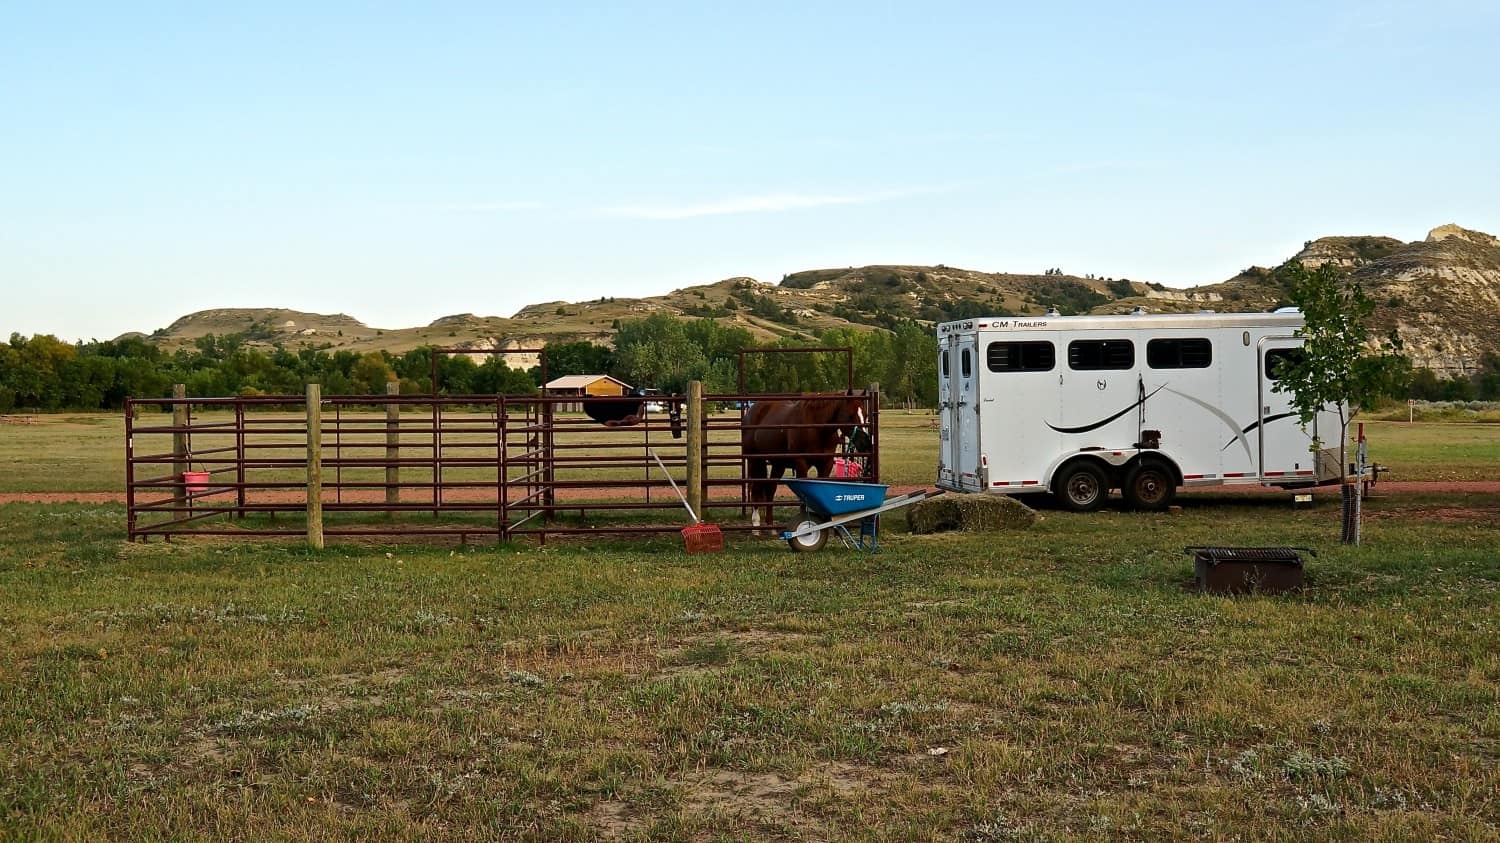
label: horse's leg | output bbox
[760,463,786,531]
[747,458,769,529]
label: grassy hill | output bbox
[135,224,1500,374]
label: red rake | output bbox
[649,449,724,554]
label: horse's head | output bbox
[829,395,873,454]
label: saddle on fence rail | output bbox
[583,396,684,438]
[584,398,645,426]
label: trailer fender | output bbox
[1121,452,1184,486]
[1043,453,1118,493]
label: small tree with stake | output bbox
[1270,260,1409,543]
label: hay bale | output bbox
[907,493,1038,534]
[907,496,962,534]
[955,493,1039,531]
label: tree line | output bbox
[1406,355,1500,402]
[0,315,940,412]
[10,309,1482,414]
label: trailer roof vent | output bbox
[1130,306,1147,315]
[1045,307,1060,317]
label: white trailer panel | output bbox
[936,312,1344,510]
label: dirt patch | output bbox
[688,769,799,817]
[0,492,127,504]
[587,799,646,839]
[676,761,897,830]
[1363,504,1500,523]
[808,761,898,795]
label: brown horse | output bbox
[742,395,873,529]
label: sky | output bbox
[3,1,1498,341]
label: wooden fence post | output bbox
[385,381,400,517]
[686,380,704,521]
[171,384,188,510]
[306,383,324,550]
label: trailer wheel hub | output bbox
[1066,473,1099,504]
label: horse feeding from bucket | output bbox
[741,394,874,530]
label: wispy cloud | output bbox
[602,188,937,220]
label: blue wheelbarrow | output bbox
[779,479,940,552]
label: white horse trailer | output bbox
[935,311,1346,510]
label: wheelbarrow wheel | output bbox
[784,517,828,552]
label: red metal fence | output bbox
[124,390,878,543]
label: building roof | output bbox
[544,374,633,390]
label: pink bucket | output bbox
[182,471,211,494]
[830,457,862,479]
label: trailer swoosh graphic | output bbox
[1045,385,1165,434]
[1222,412,1299,451]
[1159,387,1254,462]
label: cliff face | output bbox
[1350,226,1500,372]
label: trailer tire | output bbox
[1052,461,1109,512]
[784,517,828,552]
[1123,458,1177,511]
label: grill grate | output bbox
[1186,546,1315,565]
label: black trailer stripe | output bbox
[1046,385,1166,434]
[1222,412,1299,450]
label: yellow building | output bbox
[544,374,633,411]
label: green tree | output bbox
[612,314,708,393]
[4,334,76,408]
[473,357,537,395]
[883,321,937,407]
[1477,353,1500,400]
[543,341,613,380]
[351,352,397,394]
[1271,260,1409,487]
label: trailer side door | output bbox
[1258,339,1318,478]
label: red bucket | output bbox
[681,522,724,554]
[830,457,862,479]
[182,471,211,494]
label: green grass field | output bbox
[1,412,1497,839]
[1,498,1495,840]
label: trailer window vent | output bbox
[1147,338,1212,369]
[987,341,1055,373]
[1265,347,1305,380]
[1067,339,1134,371]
